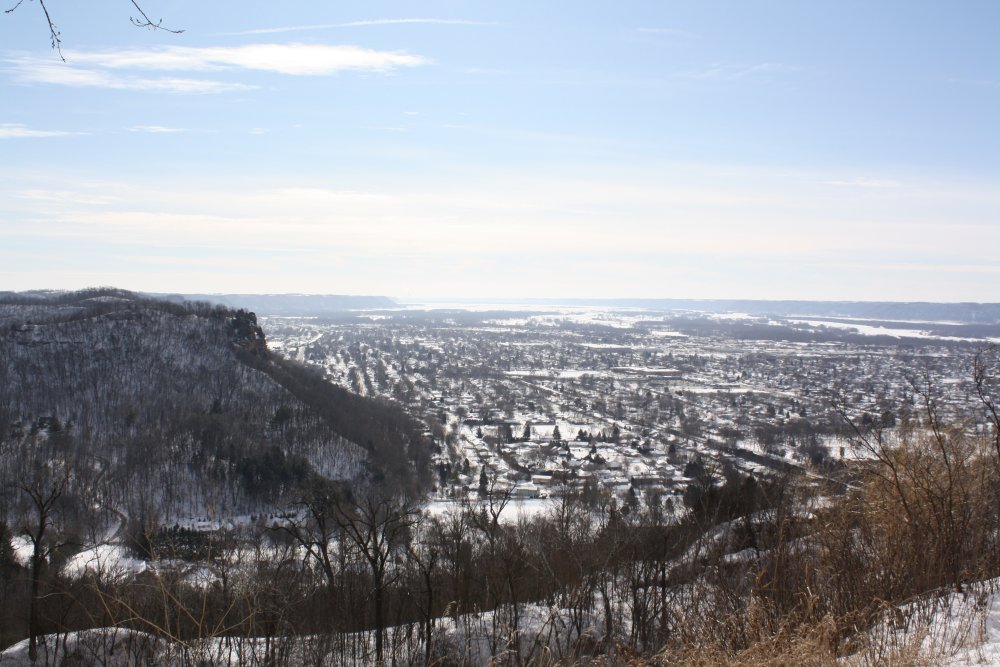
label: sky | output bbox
[1,1,998,302]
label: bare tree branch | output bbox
[36,0,62,61]
[6,0,182,60]
[129,0,183,34]
[974,345,1000,466]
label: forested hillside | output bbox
[0,289,431,525]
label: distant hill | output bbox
[160,293,398,316]
[656,299,1000,323]
[432,298,1000,324]
[0,288,430,526]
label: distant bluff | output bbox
[0,288,431,523]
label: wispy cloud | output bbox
[7,165,999,299]
[828,261,1000,275]
[339,18,497,28]
[676,62,797,81]
[130,125,185,133]
[0,122,82,138]
[7,57,255,93]
[14,189,113,204]
[5,43,428,93]
[65,44,428,75]
[115,254,263,270]
[823,177,906,189]
[221,18,499,36]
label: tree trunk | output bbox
[374,577,384,665]
[28,518,47,663]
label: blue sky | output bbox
[2,1,998,301]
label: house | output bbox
[512,482,541,499]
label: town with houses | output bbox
[262,302,998,511]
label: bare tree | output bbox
[4,0,182,60]
[333,490,419,666]
[405,516,443,667]
[974,345,1000,466]
[280,481,343,602]
[19,470,69,662]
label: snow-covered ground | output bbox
[6,581,1000,666]
[424,497,557,524]
[62,544,147,578]
[842,579,1000,666]
[787,317,995,343]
